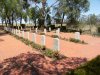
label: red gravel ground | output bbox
[0,30,87,75]
[47,31,100,60]
[1,29,100,61]
[22,31,100,60]
[0,30,38,61]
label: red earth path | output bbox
[0,30,40,61]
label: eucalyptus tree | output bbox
[0,0,23,26]
[53,0,90,28]
[30,0,50,27]
[28,6,39,26]
[87,14,97,25]
[86,14,97,33]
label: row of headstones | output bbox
[4,27,80,51]
[4,27,60,51]
[33,28,81,42]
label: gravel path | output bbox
[0,30,39,61]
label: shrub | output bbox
[69,38,87,44]
[43,49,54,58]
[67,55,100,75]
[40,32,45,35]
[69,38,80,43]
[51,35,59,38]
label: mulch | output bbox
[0,52,87,75]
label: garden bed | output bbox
[0,52,87,75]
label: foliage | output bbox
[51,35,59,38]
[67,55,100,75]
[53,0,90,26]
[40,32,45,35]
[69,38,87,44]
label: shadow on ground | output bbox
[0,52,87,75]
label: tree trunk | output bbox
[15,19,17,27]
[8,17,11,26]
[35,19,37,27]
[11,13,14,26]
[5,19,7,27]
[61,13,65,27]
[2,19,4,26]
[20,15,22,25]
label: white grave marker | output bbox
[14,29,16,34]
[16,29,18,35]
[75,32,80,40]
[32,33,36,43]
[21,26,22,30]
[22,31,24,38]
[30,28,31,32]
[56,28,60,36]
[41,35,46,46]
[53,38,60,51]
[44,29,46,34]
[27,32,29,40]
[49,27,51,31]
[35,28,38,33]
[18,30,20,36]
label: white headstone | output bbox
[4,27,5,30]
[35,28,38,33]
[75,32,80,40]
[7,27,9,31]
[16,29,18,35]
[14,29,16,34]
[56,28,60,36]
[27,32,29,40]
[44,29,46,34]
[22,31,24,38]
[21,26,22,30]
[6,27,8,31]
[12,29,14,34]
[5,27,7,31]
[58,28,60,32]
[30,28,31,32]
[9,28,11,32]
[32,33,36,43]
[41,35,46,46]
[11,28,13,33]
[53,38,60,51]
[18,30,20,36]
[49,27,51,32]
[18,26,19,30]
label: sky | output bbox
[47,0,100,15]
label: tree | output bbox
[53,0,90,28]
[86,14,97,33]
[29,7,39,27]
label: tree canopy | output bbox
[0,0,90,28]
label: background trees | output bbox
[0,0,92,30]
[53,0,90,28]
